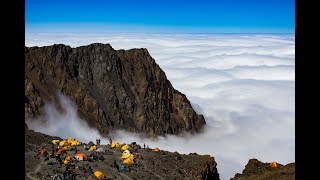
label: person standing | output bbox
[74,146,78,154]
[114,160,119,172]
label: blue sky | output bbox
[26,0,294,33]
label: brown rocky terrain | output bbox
[25,124,219,180]
[230,158,295,180]
[25,43,206,136]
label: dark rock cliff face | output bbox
[231,159,295,180]
[25,43,206,136]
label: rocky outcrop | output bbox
[25,43,206,136]
[25,128,219,180]
[231,159,295,180]
[25,123,61,149]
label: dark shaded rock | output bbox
[231,158,295,180]
[25,123,61,148]
[25,43,206,136]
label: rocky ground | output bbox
[25,125,219,180]
[230,159,295,180]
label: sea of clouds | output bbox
[26,33,295,179]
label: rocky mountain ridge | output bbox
[231,158,295,180]
[25,43,206,136]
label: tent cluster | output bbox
[120,144,135,165]
[52,138,81,147]
[42,138,155,179]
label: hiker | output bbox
[98,156,104,162]
[34,147,41,157]
[114,160,120,172]
[50,146,55,157]
[55,153,61,162]
[98,139,101,145]
[143,144,145,149]
[109,138,112,145]
[52,173,63,180]
[120,165,126,172]
[96,139,99,145]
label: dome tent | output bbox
[75,153,88,161]
[94,171,106,179]
[270,162,278,168]
[111,141,121,148]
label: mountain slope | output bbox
[231,159,295,180]
[25,125,219,180]
[25,43,206,136]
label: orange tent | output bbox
[56,148,67,155]
[270,162,278,168]
[154,147,160,152]
[40,150,48,156]
[75,153,88,161]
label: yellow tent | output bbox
[270,162,278,168]
[111,141,121,148]
[71,140,80,146]
[63,146,71,150]
[67,138,80,146]
[59,140,70,147]
[123,154,134,165]
[89,145,97,151]
[66,138,81,146]
[94,171,106,179]
[121,144,130,151]
[52,140,60,145]
[67,138,74,142]
[63,156,71,165]
[154,147,160,152]
[121,150,131,159]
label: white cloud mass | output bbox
[26,33,295,180]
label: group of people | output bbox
[95,138,113,146]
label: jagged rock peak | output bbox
[25,43,206,136]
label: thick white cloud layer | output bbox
[27,94,103,143]
[26,33,295,179]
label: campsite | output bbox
[25,127,219,180]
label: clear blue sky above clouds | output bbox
[26,0,294,33]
